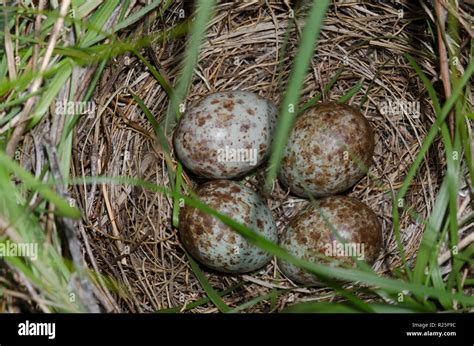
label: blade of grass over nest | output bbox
[448,245,474,291]
[275,13,295,90]
[131,89,184,229]
[172,163,183,228]
[84,0,163,47]
[427,218,451,309]
[446,17,467,298]
[409,62,465,288]
[55,20,190,66]
[185,252,231,313]
[62,59,108,139]
[269,272,283,312]
[164,0,216,133]
[275,0,309,90]
[0,173,88,312]
[391,54,443,280]
[129,91,171,155]
[58,95,75,179]
[299,66,343,114]
[395,56,474,284]
[69,176,474,306]
[0,152,80,218]
[70,0,81,39]
[0,90,43,111]
[75,0,103,20]
[227,290,286,313]
[131,48,173,98]
[157,282,245,313]
[130,90,176,188]
[28,61,73,130]
[0,108,21,128]
[338,82,364,104]
[79,0,120,48]
[372,288,435,312]
[440,120,462,296]
[265,0,330,190]
[330,286,375,313]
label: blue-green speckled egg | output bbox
[174,91,277,179]
[279,102,374,198]
[278,196,382,284]
[179,180,278,273]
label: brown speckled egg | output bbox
[173,91,277,179]
[179,180,278,273]
[279,102,374,198]
[278,196,382,284]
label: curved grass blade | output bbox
[265,0,330,190]
[158,282,244,313]
[185,251,231,313]
[0,151,80,218]
[298,66,344,114]
[66,175,474,307]
[395,56,474,284]
[164,0,217,133]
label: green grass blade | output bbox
[338,82,364,104]
[67,175,474,307]
[265,0,330,190]
[131,48,173,98]
[164,0,216,133]
[85,0,163,47]
[79,0,120,48]
[394,58,474,283]
[172,163,183,228]
[28,61,73,129]
[157,282,244,313]
[299,66,344,113]
[185,252,231,313]
[227,290,286,313]
[0,151,80,218]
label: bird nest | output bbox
[61,1,464,312]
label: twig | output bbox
[43,141,101,313]
[3,1,17,80]
[434,0,454,139]
[102,183,128,265]
[241,275,311,293]
[438,232,474,265]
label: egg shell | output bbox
[279,102,374,197]
[179,180,278,273]
[173,91,277,179]
[278,196,382,284]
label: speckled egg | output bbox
[278,196,382,284]
[179,180,278,273]
[279,102,375,197]
[173,91,277,179]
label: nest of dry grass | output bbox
[47,0,472,312]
